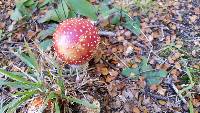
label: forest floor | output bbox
[0,0,200,113]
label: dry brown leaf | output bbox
[158,100,167,105]
[175,40,183,48]
[192,99,200,107]
[109,69,119,77]
[150,84,157,91]
[132,107,140,113]
[137,76,146,88]
[193,65,199,69]
[152,31,160,39]
[162,63,171,70]
[156,64,162,69]
[124,30,131,37]
[111,47,118,53]
[101,67,109,75]
[107,82,118,97]
[165,36,171,45]
[106,69,119,82]
[168,56,174,64]
[132,63,138,68]
[169,23,176,30]
[189,15,197,22]
[27,30,36,38]
[192,50,196,57]
[143,106,149,113]
[174,62,181,69]
[148,35,154,42]
[135,56,142,63]
[117,36,125,42]
[194,7,200,15]
[0,22,5,29]
[157,86,166,96]
[174,52,182,59]
[171,69,178,76]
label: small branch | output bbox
[98,31,116,37]
[166,77,188,105]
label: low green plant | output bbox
[122,57,168,85]
[11,0,38,21]
[38,0,97,23]
[132,0,156,13]
[0,41,97,113]
[98,1,141,35]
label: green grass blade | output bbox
[0,80,41,89]
[0,68,28,82]
[1,98,20,113]
[55,99,60,113]
[13,90,39,96]
[24,41,39,70]
[0,69,42,88]
[65,96,97,109]
[7,90,37,113]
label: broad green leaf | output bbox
[68,10,77,18]
[111,14,121,25]
[123,16,141,36]
[98,6,114,19]
[39,0,53,8]
[121,57,167,85]
[139,57,152,72]
[98,7,120,25]
[39,39,53,51]
[144,70,167,85]
[10,8,23,21]
[23,0,36,7]
[67,0,97,20]
[37,24,57,40]
[11,0,37,21]
[7,90,37,113]
[65,96,97,109]
[38,2,69,23]
[122,67,140,78]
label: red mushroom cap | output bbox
[53,18,100,65]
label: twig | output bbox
[166,77,188,104]
[113,52,128,67]
[98,31,116,37]
[101,58,118,70]
[171,82,188,104]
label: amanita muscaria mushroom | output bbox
[53,18,100,65]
